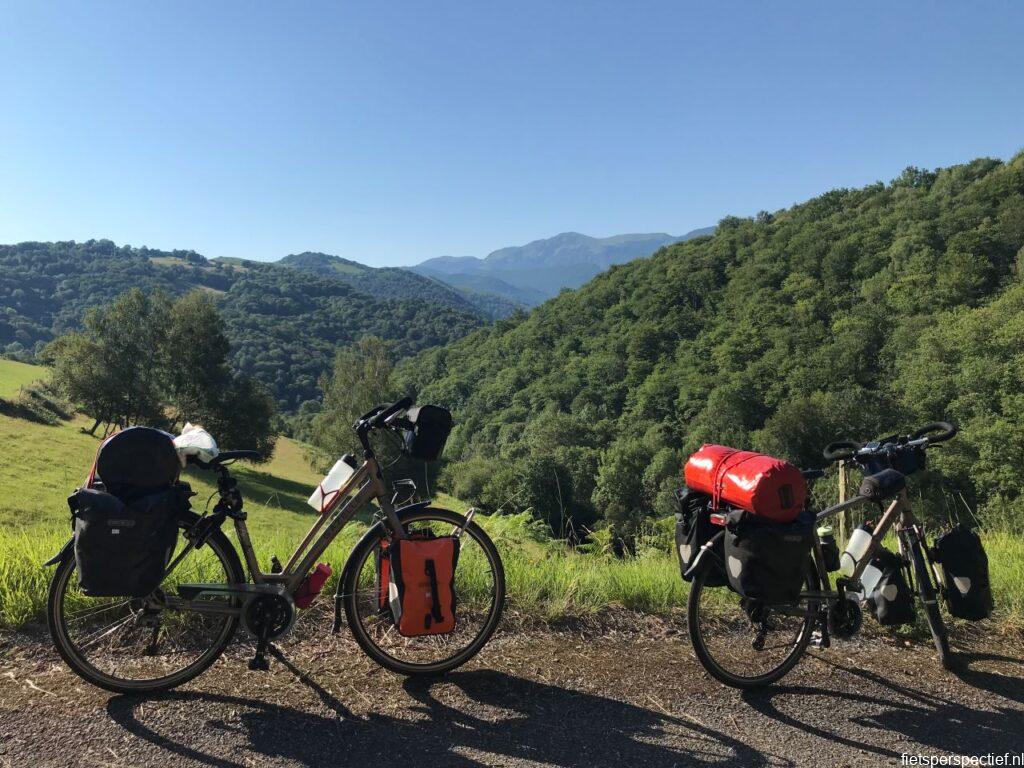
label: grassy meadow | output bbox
[0,359,1021,636]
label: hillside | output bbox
[398,155,1024,535]
[275,251,523,320]
[0,241,483,409]
[411,228,715,305]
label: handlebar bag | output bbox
[865,548,915,626]
[69,486,183,597]
[723,510,814,604]
[674,488,727,586]
[402,405,454,462]
[387,533,460,636]
[932,525,993,621]
[685,445,807,523]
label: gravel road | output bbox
[2,615,1022,768]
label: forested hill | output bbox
[398,155,1024,536]
[0,241,483,409]
[275,251,523,319]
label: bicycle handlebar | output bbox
[822,439,863,462]
[909,421,958,444]
[822,420,957,463]
[186,449,263,471]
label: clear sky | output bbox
[1,2,1022,266]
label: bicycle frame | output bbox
[164,453,407,616]
[814,488,915,590]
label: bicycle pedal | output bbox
[810,631,831,649]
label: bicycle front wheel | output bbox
[47,512,244,694]
[904,530,954,670]
[688,558,818,689]
[341,506,505,676]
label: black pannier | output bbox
[723,510,814,604]
[72,427,186,597]
[674,488,727,586]
[401,405,453,462]
[933,524,993,621]
[865,547,915,626]
[70,486,183,597]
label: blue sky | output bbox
[1,2,1022,266]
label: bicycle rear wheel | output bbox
[903,530,954,670]
[47,512,244,694]
[688,558,819,689]
[341,506,504,676]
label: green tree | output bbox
[307,336,397,469]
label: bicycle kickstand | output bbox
[249,625,272,671]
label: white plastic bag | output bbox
[173,423,219,466]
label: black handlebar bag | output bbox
[72,427,186,597]
[933,525,993,621]
[401,405,453,462]
[723,510,814,604]
[865,547,915,626]
[674,488,727,587]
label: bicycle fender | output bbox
[395,500,432,515]
[44,538,74,567]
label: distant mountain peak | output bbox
[410,227,714,305]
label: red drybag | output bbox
[684,444,806,523]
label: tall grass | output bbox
[4,510,1024,631]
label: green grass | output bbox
[0,359,46,398]
[1,357,1022,634]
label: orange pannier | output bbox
[684,444,806,523]
[387,535,460,636]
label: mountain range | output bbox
[0,229,697,408]
[409,228,715,305]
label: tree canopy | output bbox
[396,154,1024,536]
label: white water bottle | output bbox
[860,559,884,598]
[307,455,356,514]
[840,524,874,577]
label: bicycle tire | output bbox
[341,506,505,676]
[47,511,245,694]
[905,531,955,670]
[687,556,819,689]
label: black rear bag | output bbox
[71,487,183,597]
[674,488,727,586]
[723,510,814,604]
[402,405,453,461]
[865,547,915,626]
[72,427,186,597]
[933,524,993,621]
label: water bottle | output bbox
[817,525,841,572]
[860,558,884,598]
[307,454,357,514]
[840,523,874,577]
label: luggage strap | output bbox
[424,558,444,628]
[712,450,760,509]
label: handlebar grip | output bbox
[910,421,958,444]
[823,440,862,462]
[370,396,414,427]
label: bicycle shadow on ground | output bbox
[106,663,768,768]
[740,651,1024,760]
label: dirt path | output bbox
[2,616,1022,768]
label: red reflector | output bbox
[710,513,727,526]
